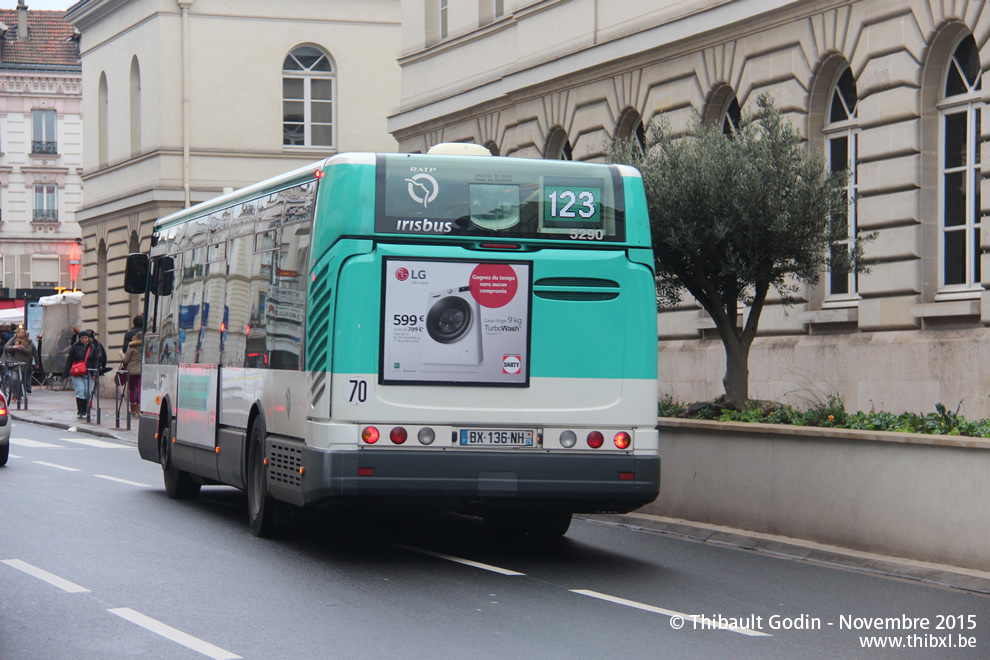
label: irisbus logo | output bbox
[395,267,409,281]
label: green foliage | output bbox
[667,397,990,438]
[606,93,874,405]
[657,395,683,417]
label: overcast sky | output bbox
[1,1,77,10]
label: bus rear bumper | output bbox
[279,446,660,514]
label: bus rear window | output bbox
[375,154,625,242]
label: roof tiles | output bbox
[0,10,80,68]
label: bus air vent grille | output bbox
[534,277,620,301]
[534,290,619,301]
[534,277,618,288]
[269,442,303,487]
[307,257,333,404]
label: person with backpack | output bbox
[122,315,144,353]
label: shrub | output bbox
[663,397,990,438]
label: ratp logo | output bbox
[502,355,521,374]
[395,267,409,281]
[405,173,439,208]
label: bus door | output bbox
[175,363,219,456]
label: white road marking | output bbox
[33,461,80,472]
[108,608,242,660]
[9,453,22,459]
[11,438,63,448]
[1,559,90,593]
[60,437,133,449]
[570,589,772,637]
[396,544,525,576]
[94,475,153,488]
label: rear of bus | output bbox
[300,149,658,530]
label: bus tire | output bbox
[160,414,200,500]
[247,418,283,538]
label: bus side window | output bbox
[156,254,181,366]
[222,203,255,368]
[268,183,314,371]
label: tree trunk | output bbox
[722,335,751,406]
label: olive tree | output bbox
[607,93,870,406]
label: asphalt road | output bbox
[2,420,988,659]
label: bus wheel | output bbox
[160,415,200,500]
[485,512,572,537]
[247,419,283,538]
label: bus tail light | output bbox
[389,427,407,444]
[362,426,380,444]
[587,431,604,448]
[614,432,631,449]
[559,430,577,448]
[418,427,436,445]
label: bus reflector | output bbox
[619,472,635,481]
[587,431,604,449]
[560,430,577,448]
[390,427,407,444]
[362,426,380,444]
[215,446,220,454]
[263,458,268,465]
[418,427,436,445]
[358,467,374,476]
[614,432,631,449]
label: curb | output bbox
[578,512,990,596]
[9,412,136,444]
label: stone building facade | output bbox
[390,0,990,418]
[0,3,83,312]
[66,0,400,360]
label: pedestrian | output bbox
[63,330,100,419]
[0,324,16,346]
[122,315,144,353]
[3,327,37,402]
[119,331,143,416]
[87,329,110,375]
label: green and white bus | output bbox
[125,145,659,537]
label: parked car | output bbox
[0,391,9,466]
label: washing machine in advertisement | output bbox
[381,258,531,386]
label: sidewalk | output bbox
[7,385,138,444]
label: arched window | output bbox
[130,57,141,156]
[722,96,741,135]
[824,66,859,300]
[282,46,335,148]
[939,34,983,293]
[98,72,108,166]
[616,108,646,153]
[545,127,572,160]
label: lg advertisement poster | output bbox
[381,258,531,386]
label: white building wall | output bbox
[68,0,401,359]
